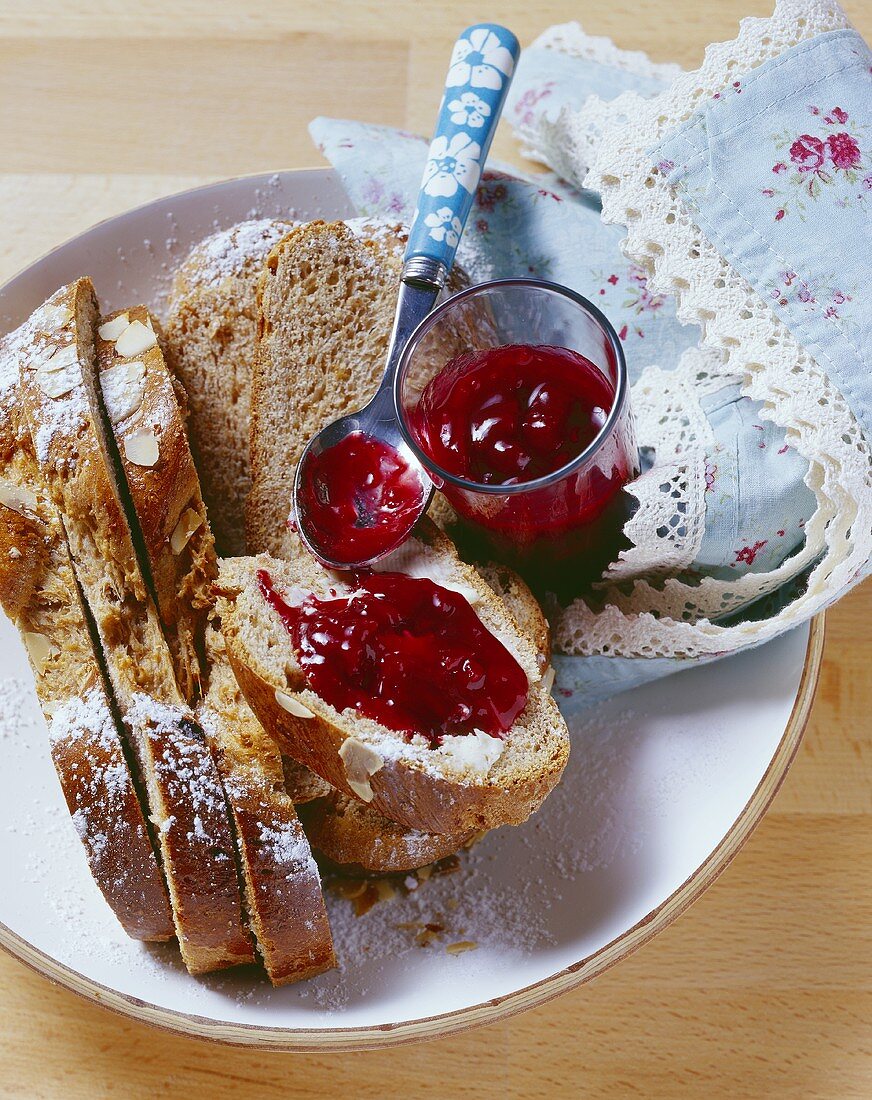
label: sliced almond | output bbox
[40,343,78,374]
[114,319,157,358]
[37,359,81,398]
[37,304,73,332]
[446,941,477,956]
[123,427,159,467]
[274,689,315,719]
[438,730,504,777]
[100,359,145,424]
[170,507,203,554]
[541,666,555,694]
[442,580,482,607]
[23,632,59,675]
[338,737,384,802]
[0,480,38,517]
[97,313,130,341]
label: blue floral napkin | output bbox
[309,3,870,704]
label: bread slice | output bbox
[17,279,253,975]
[247,218,471,557]
[246,219,405,556]
[218,519,569,836]
[95,306,216,704]
[101,309,335,983]
[164,220,296,556]
[197,627,335,984]
[289,560,552,873]
[0,322,174,942]
[297,792,474,875]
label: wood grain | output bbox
[1,0,870,1096]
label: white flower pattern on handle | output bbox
[422,133,482,197]
[447,27,516,90]
[424,207,464,247]
[447,91,492,128]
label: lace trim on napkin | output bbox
[547,0,871,658]
[512,24,682,174]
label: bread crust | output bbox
[297,791,473,874]
[18,279,252,974]
[0,312,174,942]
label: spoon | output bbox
[294,22,519,569]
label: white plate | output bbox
[0,170,823,1050]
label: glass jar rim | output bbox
[393,277,631,497]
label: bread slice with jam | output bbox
[217,520,569,836]
[287,562,553,873]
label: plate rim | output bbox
[0,168,826,1050]
[0,617,824,1051]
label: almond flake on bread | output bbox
[17,279,252,975]
[217,520,570,836]
[96,306,216,705]
[0,316,174,941]
[165,219,298,555]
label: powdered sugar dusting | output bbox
[177,219,298,293]
[4,285,90,465]
[343,216,407,246]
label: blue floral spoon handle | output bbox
[403,23,520,286]
[293,24,518,569]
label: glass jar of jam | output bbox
[395,279,639,599]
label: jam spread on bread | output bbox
[257,569,528,744]
[297,431,424,563]
[410,344,613,485]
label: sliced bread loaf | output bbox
[96,306,216,704]
[218,518,569,836]
[247,219,408,557]
[101,310,335,983]
[0,320,174,941]
[18,279,253,975]
[198,627,335,984]
[164,220,296,555]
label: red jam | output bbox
[407,344,638,598]
[257,569,528,746]
[297,431,425,564]
[411,344,614,485]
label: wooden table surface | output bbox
[1,1,870,1096]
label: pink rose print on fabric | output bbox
[594,264,665,342]
[733,540,768,567]
[767,268,852,320]
[512,82,555,129]
[764,106,867,218]
[790,134,826,171]
[827,131,861,169]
